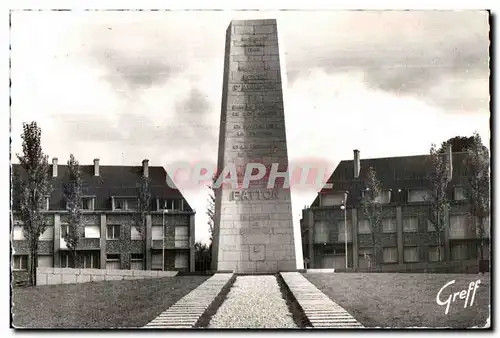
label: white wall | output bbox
[84,225,100,238]
[152,225,163,240]
[175,252,189,268]
[38,255,53,267]
[40,226,54,240]
[13,226,25,240]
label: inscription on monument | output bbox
[232,83,280,91]
[230,189,279,201]
[233,123,283,130]
[240,215,271,221]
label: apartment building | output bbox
[301,148,490,270]
[11,158,195,281]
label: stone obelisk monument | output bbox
[211,19,297,273]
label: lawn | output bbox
[11,276,209,328]
[304,273,490,328]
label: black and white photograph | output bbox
[8,6,491,330]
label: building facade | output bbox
[11,158,195,282]
[301,148,490,271]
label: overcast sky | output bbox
[11,10,490,265]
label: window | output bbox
[449,215,468,239]
[454,187,466,201]
[404,247,419,262]
[359,248,373,268]
[38,255,53,268]
[158,198,185,211]
[127,199,138,210]
[403,217,418,232]
[382,218,396,233]
[113,198,138,211]
[175,226,189,247]
[114,199,125,210]
[39,226,53,240]
[151,253,163,270]
[338,219,352,242]
[107,225,120,240]
[81,197,95,211]
[320,193,345,207]
[130,253,143,270]
[451,244,468,261]
[13,255,28,270]
[428,246,444,262]
[61,224,70,238]
[408,189,430,203]
[314,221,329,244]
[131,227,142,240]
[427,220,436,232]
[476,216,491,238]
[358,220,371,234]
[84,225,100,238]
[175,252,189,269]
[152,225,164,240]
[477,244,490,260]
[106,254,120,270]
[60,252,72,268]
[374,190,391,204]
[383,247,398,263]
[82,253,98,269]
[13,225,25,240]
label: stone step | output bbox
[310,318,359,323]
[155,315,200,320]
[280,272,364,329]
[142,273,234,329]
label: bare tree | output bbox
[427,144,451,262]
[203,175,217,270]
[63,154,82,267]
[206,174,216,244]
[464,132,490,261]
[135,175,151,269]
[16,122,52,285]
[194,241,211,271]
[360,166,383,268]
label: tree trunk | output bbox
[72,249,78,268]
[437,234,442,262]
[32,241,39,286]
[29,251,35,286]
[143,218,148,270]
[479,216,484,261]
[371,231,376,268]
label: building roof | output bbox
[11,163,193,212]
[310,151,470,207]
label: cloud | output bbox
[95,48,179,89]
[281,10,490,112]
[175,88,211,116]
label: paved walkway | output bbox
[208,275,297,328]
[281,272,364,328]
[143,273,233,329]
[144,272,363,329]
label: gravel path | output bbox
[208,275,297,328]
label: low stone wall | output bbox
[306,269,335,273]
[333,260,482,274]
[36,267,178,286]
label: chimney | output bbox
[353,149,360,178]
[142,159,149,178]
[447,144,453,181]
[52,158,58,177]
[94,158,100,176]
